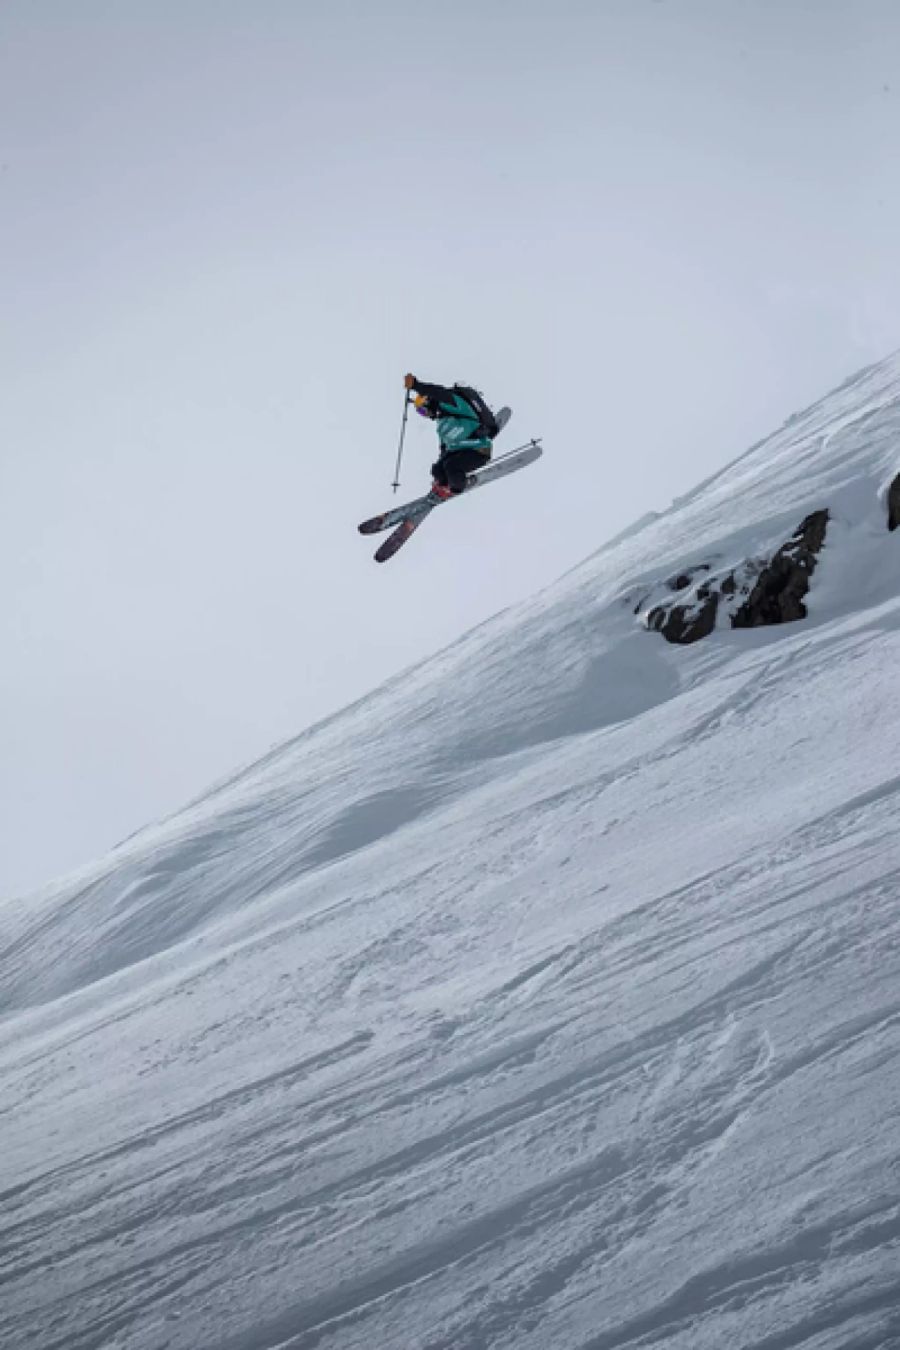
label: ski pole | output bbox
[392,393,411,492]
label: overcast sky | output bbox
[3,0,899,900]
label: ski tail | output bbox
[360,490,444,536]
[359,513,388,536]
[375,511,432,562]
[359,512,392,536]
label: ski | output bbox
[374,509,435,563]
[359,489,444,537]
[359,438,543,544]
[493,405,513,436]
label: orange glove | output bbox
[404,373,416,390]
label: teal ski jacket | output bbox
[411,380,494,456]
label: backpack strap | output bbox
[453,384,500,439]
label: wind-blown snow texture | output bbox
[3,356,900,1350]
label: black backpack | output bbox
[453,384,500,439]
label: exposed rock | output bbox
[646,585,719,644]
[641,511,829,645]
[632,564,712,617]
[888,473,900,531]
[731,510,829,627]
[668,564,710,592]
[641,556,761,645]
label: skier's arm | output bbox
[404,374,457,405]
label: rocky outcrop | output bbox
[888,473,900,531]
[640,511,829,645]
[645,569,719,645]
[731,510,829,627]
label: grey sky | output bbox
[3,0,899,899]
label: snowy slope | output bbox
[2,355,900,1350]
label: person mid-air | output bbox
[357,377,540,563]
[404,373,509,496]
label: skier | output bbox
[403,373,502,497]
[359,386,542,561]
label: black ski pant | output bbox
[431,447,491,494]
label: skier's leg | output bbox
[445,459,470,494]
[444,448,491,494]
[431,458,449,488]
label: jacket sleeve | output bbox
[411,378,457,408]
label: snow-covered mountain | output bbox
[3,355,900,1350]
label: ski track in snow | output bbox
[2,356,900,1349]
